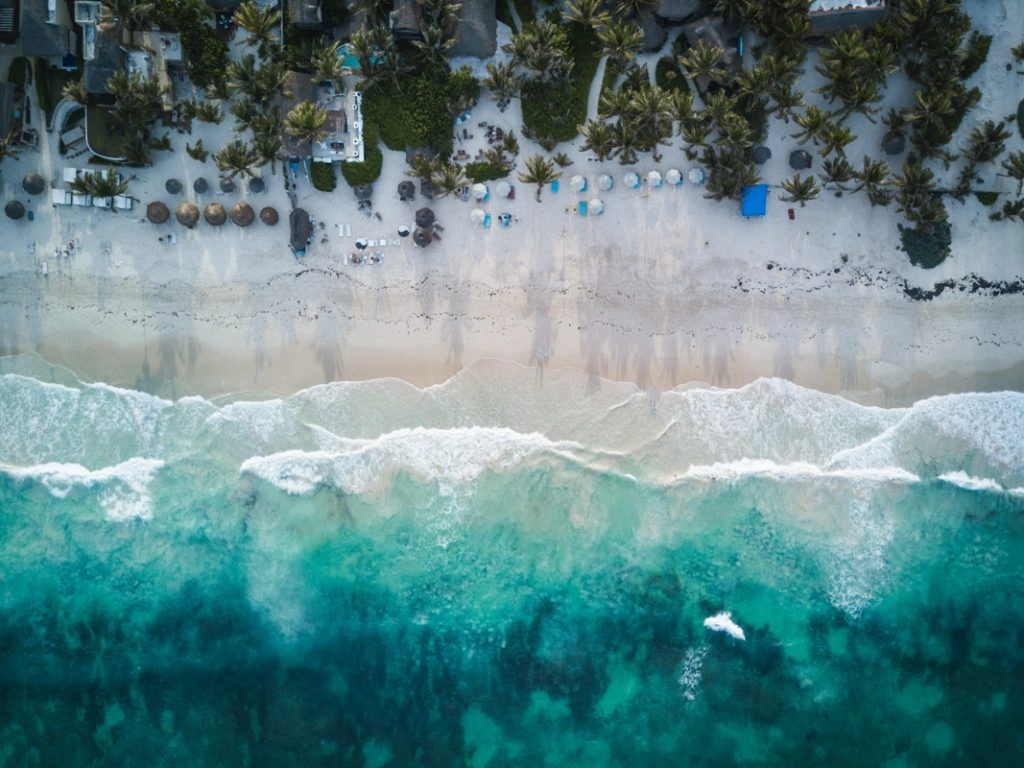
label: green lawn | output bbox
[85,105,129,160]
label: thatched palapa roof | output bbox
[260,206,279,225]
[23,173,46,195]
[147,201,170,224]
[175,202,200,227]
[204,203,226,225]
[231,203,255,227]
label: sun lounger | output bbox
[578,201,588,216]
[550,180,559,193]
[51,189,72,206]
[483,213,491,228]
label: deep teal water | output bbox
[1,357,1022,767]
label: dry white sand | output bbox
[1,4,1023,405]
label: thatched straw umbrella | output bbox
[882,133,906,156]
[166,179,182,194]
[419,179,439,200]
[789,150,812,170]
[415,207,435,228]
[249,177,265,193]
[752,146,772,165]
[413,226,433,247]
[175,202,200,227]
[231,202,255,227]
[354,183,373,201]
[260,206,279,225]
[193,177,209,194]
[146,201,170,224]
[23,173,46,195]
[220,178,236,193]
[397,180,416,200]
[204,202,226,225]
[5,200,26,219]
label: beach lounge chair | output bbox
[551,180,559,193]
[483,213,491,228]
[578,201,588,216]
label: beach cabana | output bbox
[688,168,705,185]
[495,181,512,198]
[415,207,435,228]
[623,172,640,188]
[260,206,279,225]
[23,173,46,195]
[166,179,183,195]
[470,208,486,225]
[413,226,433,247]
[204,202,227,226]
[789,150,812,170]
[220,178,236,194]
[471,183,489,201]
[597,174,613,191]
[589,198,604,215]
[194,177,209,194]
[146,201,170,224]
[354,183,373,201]
[570,175,587,193]
[290,208,313,254]
[5,200,25,219]
[752,146,772,165]
[175,202,200,228]
[231,202,255,227]
[249,177,266,193]
[648,171,663,188]
[665,169,682,186]
[398,180,416,201]
[741,184,769,218]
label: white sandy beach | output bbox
[2,5,1024,405]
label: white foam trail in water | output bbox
[678,644,708,702]
[938,472,1004,493]
[241,427,578,495]
[1,458,164,521]
[825,499,894,619]
[703,612,746,640]
[680,459,919,484]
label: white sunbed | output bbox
[51,189,72,206]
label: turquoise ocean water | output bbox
[1,355,1022,767]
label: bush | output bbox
[311,161,337,191]
[975,190,998,206]
[7,56,28,85]
[520,24,599,146]
[655,56,690,96]
[1018,98,1024,138]
[899,221,952,268]
[959,32,992,80]
[33,58,51,118]
[496,0,515,29]
[150,0,228,89]
[362,70,473,156]
[341,143,383,186]
[465,161,511,183]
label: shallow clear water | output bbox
[1,355,1022,767]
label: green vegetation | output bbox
[1017,98,1024,137]
[341,142,383,186]
[655,56,689,96]
[33,59,51,120]
[7,56,28,85]
[311,161,337,192]
[465,161,512,183]
[496,0,515,30]
[899,221,952,268]
[85,106,128,159]
[974,191,998,206]
[151,0,229,89]
[959,32,991,80]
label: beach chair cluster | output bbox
[52,167,132,210]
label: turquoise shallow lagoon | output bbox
[1,357,1022,766]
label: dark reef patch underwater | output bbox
[0,356,1022,767]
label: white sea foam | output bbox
[1,458,164,521]
[938,471,1004,493]
[678,644,708,702]
[680,459,919,484]
[703,612,746,641]
[241,426,578,495]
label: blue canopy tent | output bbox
[741,184,768,218]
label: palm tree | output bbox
[579,119,618,162]
[70,166,129,206]
[62,80,88,105]
[819,156,856,193]
[894,157,936,199]
[518,154,560,201]
[702,91,738,133]
[596,21,644,73]
[233,0,281,59]
[678,39,726,84]
[482,61,519,105]
[414,22,457,72]
[562,0,610,28]
[791,106,830,145]
[628,86,674,159]
[781,173,821,206]
[311,39,345,86]
[98,0,154,44]
[963,120,1012,165]
[855,155,893,206]
[285,101,329,147]
[226,54,260,98]
[0,131,22,166]
[503,20,573,83]
[214,140,260,180]
[819,123,855,157]
[407,154,442,180]
[905,88,955,133]
[768,79,804,122]
[1001,151,1024,194]
[680,120,711,160]
[598,89,631,120]
[430,162,468,197]
[252,132,283,175]
[611,0,657,20]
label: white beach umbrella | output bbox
[648,170,663,188]
[666,168,682,186]
[623,172,640,188]
[589,198,604,215]
[597,174,613,191]
[496,180,512,198]
[470,207,486,224]
[472,182,489,200]
[688,168,705,185]
[570,174,587,193]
